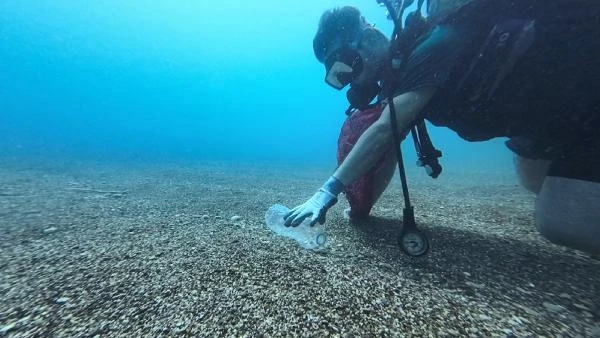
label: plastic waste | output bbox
[265,204,328,250]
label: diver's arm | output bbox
[283,87,435,227]
[333,88,436,185]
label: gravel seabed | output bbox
[0,158,599,337]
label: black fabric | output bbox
[393,25,462,95]
[504,136,563,160]
[547,145,600,183]
[390,0,600,159]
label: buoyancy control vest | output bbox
[422,1,537,142]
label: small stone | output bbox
[17,316,30,325]
[465,281,484,289]
[573,303,590,311]
[508,315,524,326]
[56,297,69,304]
[517,316,530,324]
[515,304,540,316]
[0,322,16,334]
[43,226,57,234]
[230,215,243,222]
[463,271,471,277]
[446,329,460,335]
[378,262,394,270]
[543,302,564,313]
[559,293,571,299]
[33,306,47,314]
[478,314,492,321]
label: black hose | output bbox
[388,95,413,210]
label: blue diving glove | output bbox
[283,176,345,227]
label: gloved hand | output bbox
[283,176,344,227]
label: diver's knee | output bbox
[371,150,397,202]
[535,216,600,254]
[513,155,550,194]
[535,177,600,254]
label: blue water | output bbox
[0,0,511,171]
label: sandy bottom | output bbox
[0,158,598,337]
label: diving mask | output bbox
[324,46,364,90]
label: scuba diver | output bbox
[283,0,600,255]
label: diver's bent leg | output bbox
[535,176,600,254]
[344,150,397,220]
[513,155,551,194]
[370,149,398,205]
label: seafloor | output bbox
[0,157,599,337]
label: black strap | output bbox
[388,88,415,228]
[385,4,442,180]
[412,121,443,178]
[381,0,441,226]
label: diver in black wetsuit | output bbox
[284,0,600,255]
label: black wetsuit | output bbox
[393,1,600,182]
